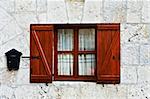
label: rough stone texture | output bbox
[0,8,13,31]
[0,0,15,13]
[37,0,47,12]
[15,0,36,12]
[127,0,142,23]
[106,85,127,99]
[1,68,30,85]
[66,1,84,23]
[81,0,103,23]
[0,20,23,46]
[14,12,37,29]
[127,0,150,24]
[121,44,140,65]
[0,85,14,99]
[0,34,29,57]
[121,66,137,84]
[137,66,150,84]
[47,0,68,23]
[0,0,150,99]
[102,0,126,23]
[128,83,150,99]
[142,0,150,23]
[140,45,150,65]
[121,24,150,44]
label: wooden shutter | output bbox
[30,25,53,83]
[97,24,120,84]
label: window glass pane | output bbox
[79,29,95,51]
[58,54,73,75]
[78,54,95,75]
[58,29,74,51]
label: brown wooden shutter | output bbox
[97,24,120,84]
[30,25,53,83]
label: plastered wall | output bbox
[0,0,150,99]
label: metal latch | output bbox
[22,56,40,59]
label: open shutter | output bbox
[30,25,53,83]
[97,24,120,84]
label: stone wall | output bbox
[0,0,150,99]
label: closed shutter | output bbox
[97,24,120,84]
[30,25,53,83]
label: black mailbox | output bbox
[5,49,22,71]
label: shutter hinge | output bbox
[45,83,48,86]
[102,84,104,87]
[31,68,32,74]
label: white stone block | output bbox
[121,44,140,65]
[137,66,150,84]
[121,66,137,84]
[0,56,5,69]
[37,12,47,23]
[14,85,39,99]
[0,0,15,12]
[79,83,98,98]
[142,0,150,23]
[15,0,36,12]
[121,24,150,44]
[14,12,37,29]
[0,85,14,99]
[16,68,30,84]
[0,20,23,45]
[22,29,30,47]
[0,8,13,30]
[47,0,68,23]
[81,0,103,23]
[65,0,85,2]
[0,66,3,81]
[127,0,143,23]
[140,45,150,65]
[139,24,150,44]
[128,83,150,99]
[36,84,57,99]
[121,24,140,43]
[105,85,127,99]
[37,0,47,12]
[20,59,30,69]
[61,87,79,98]
[0,56,6,69]
[0,34,29,57]
[0,68,18,84]
[66,1,84,23]
[1,68,29,85]
[102,0,126,23]
[46,84,63,99]
[94,86,108,99]
[52,82,103,99]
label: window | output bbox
[54,25,97,81]
[30,24,120,84]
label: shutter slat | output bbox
[32,25,53,30]
[97,24,119,30]
[97,24,120,84]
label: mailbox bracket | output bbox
[22,56,40,59]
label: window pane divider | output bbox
[74,28,78,78]
[57,51,74,54]
[78,51,96,54]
